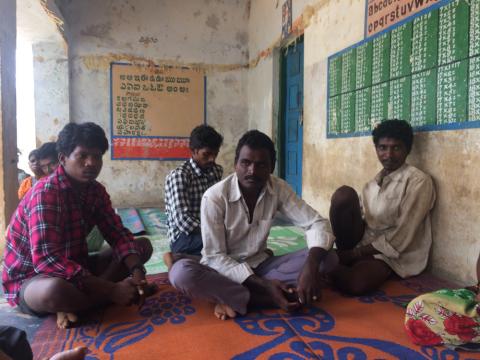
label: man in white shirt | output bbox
[329,119,436,295]
[169,130,335,319]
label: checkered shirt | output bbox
[2,165,139,306]
[165,159,223,243]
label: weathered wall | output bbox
[33,41,69,144]
[247,0,480,284]
[57,0,250,207]
[0,0,18,246]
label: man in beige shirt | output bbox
[169,130,335,319]
[329,119,436,295]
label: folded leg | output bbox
[169,259,250,315]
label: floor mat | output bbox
[29,273,478,360]
[137,208,170,274]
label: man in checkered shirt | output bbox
[2,123,154,329]
[164,125,223,259]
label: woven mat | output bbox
[29,273,476,360]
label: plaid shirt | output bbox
[2,165,138,306]
[165,159,222,243]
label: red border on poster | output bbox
[112,137,190,159]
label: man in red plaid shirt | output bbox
[2,122,154,328]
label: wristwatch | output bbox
[129,263,147,276]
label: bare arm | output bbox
[338,244,380,265]
[297,247,329,304]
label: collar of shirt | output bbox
[189,158,220,179]
[374,163,409,187]
[227,173,275,203]
[53,165,94,193]
[189,158,204,177]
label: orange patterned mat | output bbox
[30,273,480,360]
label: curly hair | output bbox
[37,142,58,161]
[234,130,276,171]
[189,125,223,151]
[56,122,109,156]
[372,119,413,153]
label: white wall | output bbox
[33,41,69,145]
[247,0,480,284]
[58,0,251,207]
[16,41,36,173]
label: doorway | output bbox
[280,38,304,196]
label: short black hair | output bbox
[372,119,413,153]
[37,142,58,161]
[57,122,109,156]
[28,149,39,160]
[189,125,223,151]
[234,130,276,172]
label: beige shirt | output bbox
[200,173,334,284]
[359,163,436,278]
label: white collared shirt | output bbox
[200,173,334,284]
[360,163,436,278]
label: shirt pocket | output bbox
[370,193,402,228]
[247,219,273,253]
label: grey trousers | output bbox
[168,249,337,315]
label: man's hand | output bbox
[296,247,328,305]
[338,245,378,266]
[130,268,159,308]
[110,278,139,306]
[337,249,356,266]
[297,262,322,305]
[244,275,300,312]
[266,279,301,312]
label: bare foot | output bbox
[214,303,236,320]
[163,252,174,271]
[56,312,78,329]
[49,347,87,360]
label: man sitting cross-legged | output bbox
[169,130,335,320]
[2,122,155,328]
[164,125,223,261]
[329,119,436,295]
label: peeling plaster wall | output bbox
[248,0,480,283]
[0,0,18,244]
[58,0,250,207]
[33,42,69,144]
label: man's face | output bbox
[235,145,272,194]
[60,145,103,185]
[29,155,43,177]
[191,147,219,170]
[375,137,409,173]
[39,157,59,175]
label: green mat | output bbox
[136,208,170,274]
[266,226,306,256]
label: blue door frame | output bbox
[280,39,304,196]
